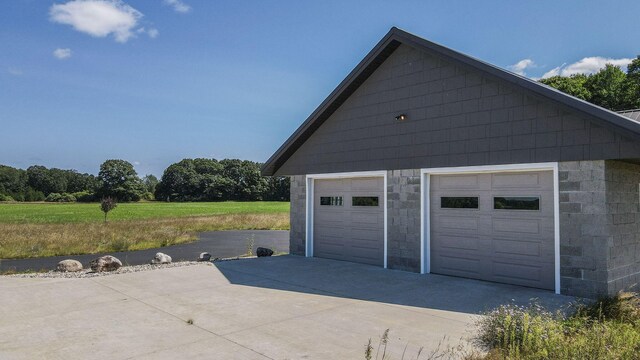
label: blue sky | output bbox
[1,0,639,176]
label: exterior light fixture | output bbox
[395,114,407,121]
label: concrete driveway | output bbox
[0,256,573,359]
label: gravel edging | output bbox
[3,261,213,279]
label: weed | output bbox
[186,318,194,325]
[246,234,256,256]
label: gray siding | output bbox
[275,44,640,176]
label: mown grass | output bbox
[0,201,289,224]
[0,213,289,259]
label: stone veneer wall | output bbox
[604,160,640,294]
[289,175,306,256]
[559,160,640,298]
[558,161,609,298]
[387,169,422,272]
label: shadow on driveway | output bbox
[214,255,575,315]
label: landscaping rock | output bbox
[90,255,122,272]
[256,247,274,257]
[56,259,83,272]
[151,252,172,264]
[197,252,212,262]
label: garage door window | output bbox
[320,196,343,206]
[441,196,478,209]
[352,196,379,206]
[494,196,539,210]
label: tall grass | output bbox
[474,293,640,359]
[363,293,640,360]
[0,213,289,259]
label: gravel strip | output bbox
[3,261,213,279]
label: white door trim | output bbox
[420,162,561,294]
[305,170,388,268]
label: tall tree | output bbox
[0,165,28,200]
[97,160,146,202]
[584,64,628,111]
[142,174,159,195]
[540,74,591,101]
[623,56,640,109]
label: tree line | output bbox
[0,158,289,203]
[539,56,640,111]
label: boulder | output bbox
[90,255,122,272]
[197,252,212,262]
[256,247,274,257]
[151,252,172,264]
[56,259,83,272]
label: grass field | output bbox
[0,201,289,224]
[0,202,290,259]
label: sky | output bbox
[1,0,639,177]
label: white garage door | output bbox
[313,177,384,266]
[430,171,555,290]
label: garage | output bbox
[429,170,555,290]
[313,177,384,266]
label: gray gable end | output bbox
[265,29,640,176]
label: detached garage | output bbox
[262,27,640,298]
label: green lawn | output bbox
[0,201,290,224]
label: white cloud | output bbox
[7,67,23,76]
[508,59,535,76]
[164,0,191,13]
[541,57,633,79]
[146,28,159,38]
[137,27,159,38]
[49,0,143,43]
[53,48,72,60]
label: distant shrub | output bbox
[0,193,14,202]
[72,191,95,202]
[142,191,155,201]
[45,193,77,202]
[24,188,45,202]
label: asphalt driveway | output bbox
[0,256,574,359]
[0,230,289,273]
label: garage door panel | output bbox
[491,173,543,188]
[432,235,479,250]
[350,177,383,191]
[350,211,382,225]
[492,218,541,234]
[314,177,384,266]
[493,239,542,257]
[492,262,543,282]
[434,174,481,189]
[435,255,481,275]
[315,210,346,223]
[314,225,347,238]
[433,214,479,231]
[315,179,347,191]
[430,170,555,290]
